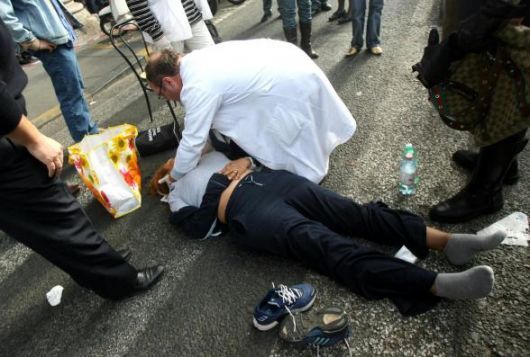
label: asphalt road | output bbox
[1,0,529,356]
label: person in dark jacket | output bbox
[0,18,163,300]
[150,151,505,316]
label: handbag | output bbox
[135,121,180,157]
[428,37,530,132]
[428,50,505,131]
[68,124,142,218]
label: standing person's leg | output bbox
[366,0,383,54]
[430,129,528,223]
[0,143,162,299]
[261,0,273,22]
[278,0,298,43]
[184,20,215,52]
[171,41,185,53]
[346,0,366,56]
[329,0,346,21]
[298,0,318,58]
[33,45,98,143]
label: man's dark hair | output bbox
[145,49,181,84]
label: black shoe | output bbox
[311,7,321,16]
[337,14,352,24]
[328,9,345,21]
[321,3,332,11]
[116,247,132,262]
[134,265,164,293]
[429,188,504,223]
[452,150,519,185]
[430,132,527,224]
[260,11,272,23]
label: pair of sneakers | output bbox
[253,283,351,350]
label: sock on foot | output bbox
[434,266,494,300]
[444,230,506,265]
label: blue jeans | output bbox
[350,0,384,49]
[263,0,272,12]
[278,0,312,29]
[34,44,98,142]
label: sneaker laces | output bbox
[271,283,303,332]
[273,283,303,306]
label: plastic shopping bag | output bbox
[68,124,142,218]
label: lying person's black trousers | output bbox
[225,170,440,315]
[0,138,137,299]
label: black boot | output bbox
[283,27,298,45]
[299,22,319,59]
[430,133,528,223]
[452,150,520,185]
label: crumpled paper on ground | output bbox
[46,285,64,307]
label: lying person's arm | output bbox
[169,173,230,239]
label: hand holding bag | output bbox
[68,124,142,218]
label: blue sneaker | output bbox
[279,307,351,348]
[253,283,316,331]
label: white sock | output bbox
[434,266,494,300]
[444,230,506,265]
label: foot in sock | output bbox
[444,230,506,265]
[434,266,494,299]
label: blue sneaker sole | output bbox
[252,292,317,331]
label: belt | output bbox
[217,169,253,224]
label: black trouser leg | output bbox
[284,178,429,258]
[0,141,137,300]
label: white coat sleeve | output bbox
[171,88,223,179]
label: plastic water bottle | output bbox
[399,143,419,196]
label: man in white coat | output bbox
[146,39,356,184]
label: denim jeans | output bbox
[34,44,98,142]
[278,0,312,29]
[350,0,384,49]
[263,0,272,12]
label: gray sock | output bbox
[444,230,506,265]
[434,266,494,300]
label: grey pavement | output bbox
[1,0,529,356]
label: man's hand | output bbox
[219,158,252,181]
[26,135,64,178]
[21,38,56,52]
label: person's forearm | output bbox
[0,0,36,44]
[125,0,165,40]
[6,115,45,148]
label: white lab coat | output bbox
[172,39,357,183]
[144,0,213,43]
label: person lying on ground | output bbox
[150,151,505,316]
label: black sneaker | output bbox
[279,307,351,348]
